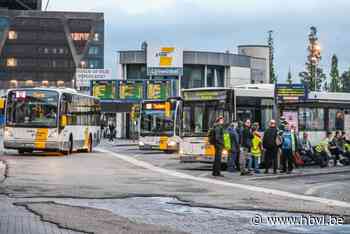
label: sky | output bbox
[46,0,350,82]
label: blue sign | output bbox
[275,83,308,102]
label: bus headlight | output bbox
[167,141,177,147]
[48,130,58,138]
[4,128,13,138]
[139,141,145,146]
[222,149,228,157]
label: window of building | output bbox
[88,46,99,55]
[9,80,18,88]
[8,30,17,40]
[93,33,100,41]
[182,65,205,89]
[57,80,65,87]
[42,80,49,87]
[80,60,87,68]
[25,80,34,87]
[126,64,147,79]
[299,108,325,131]
[71,32,90,41]
[329,109,348,131]
[89,60,100,69]
[207,66,224,87]
[44,48,49,54]
[6,58,17,67]
[59,48,65,54]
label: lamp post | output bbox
[308,27,321,91]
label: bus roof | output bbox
[7,87,99,100]
[309,91,350,102]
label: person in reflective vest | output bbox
[315,131,333,168]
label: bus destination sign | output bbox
[183,90,227,101]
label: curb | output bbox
[248,168,350,181]
[0,161,5,183]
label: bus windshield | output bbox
[182,101,230,137]
[6,90,59,128]
[140,103,175,137]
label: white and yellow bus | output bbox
[3,88,101,154]
[138,99,180,152]
[178,85,274,164]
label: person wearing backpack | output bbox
[281,122,295,174]
[227,122,240,172]
[263,119,279,174]
[211,116,225,177]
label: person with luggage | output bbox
[281,122,296,174]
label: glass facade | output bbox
[126,64,147,80]
[299,108,325,131]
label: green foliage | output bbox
[329,54,341,92]
[341,68,350,92]
[299,63,326,91]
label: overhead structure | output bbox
[0,0,42,10]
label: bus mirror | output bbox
[165,102,171,117]
[60,115,67,128]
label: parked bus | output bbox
[3,88,101,154]
[178,85,274,163]
[279,91,350,145]
[138,99,180,152]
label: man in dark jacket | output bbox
[212,116,225,176]
[263,119,279,174]
[227,122,240,172]
[240,119,253,175]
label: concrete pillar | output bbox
[204,65,208,87]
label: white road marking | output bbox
[97,148,350,208]
[305,183,339,195]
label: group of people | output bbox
[210,116,350,177]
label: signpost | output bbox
[117,80,144,100]
[147,80,171,99]
[91,80,116,100]
[147,46,183,76]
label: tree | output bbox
[299,26,325,91]
[268,30,277,83]
[341,68,350,92]
[287,66,292,84]
[329,54,341,92]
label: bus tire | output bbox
[18,149,25,155]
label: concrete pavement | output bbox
[1,143,350,233]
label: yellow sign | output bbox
[0,98,5,109]
[35,128,49,149]
[159,47,175,67]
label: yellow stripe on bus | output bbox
[35,128,49,149]
[159,136,168,150]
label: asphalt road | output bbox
[0,140,350,233]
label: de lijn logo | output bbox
[155,47,175,67]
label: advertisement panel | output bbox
[147,80,171,99]
[118,80,144,100]
[283,111,299,131]
[92,80,116,100]
[147,46,183,76]
[76,69,112,87]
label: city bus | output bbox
[138,99,180,152]
[178,85,274,163]
[279,91,350,145]
[3,88,101,154]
